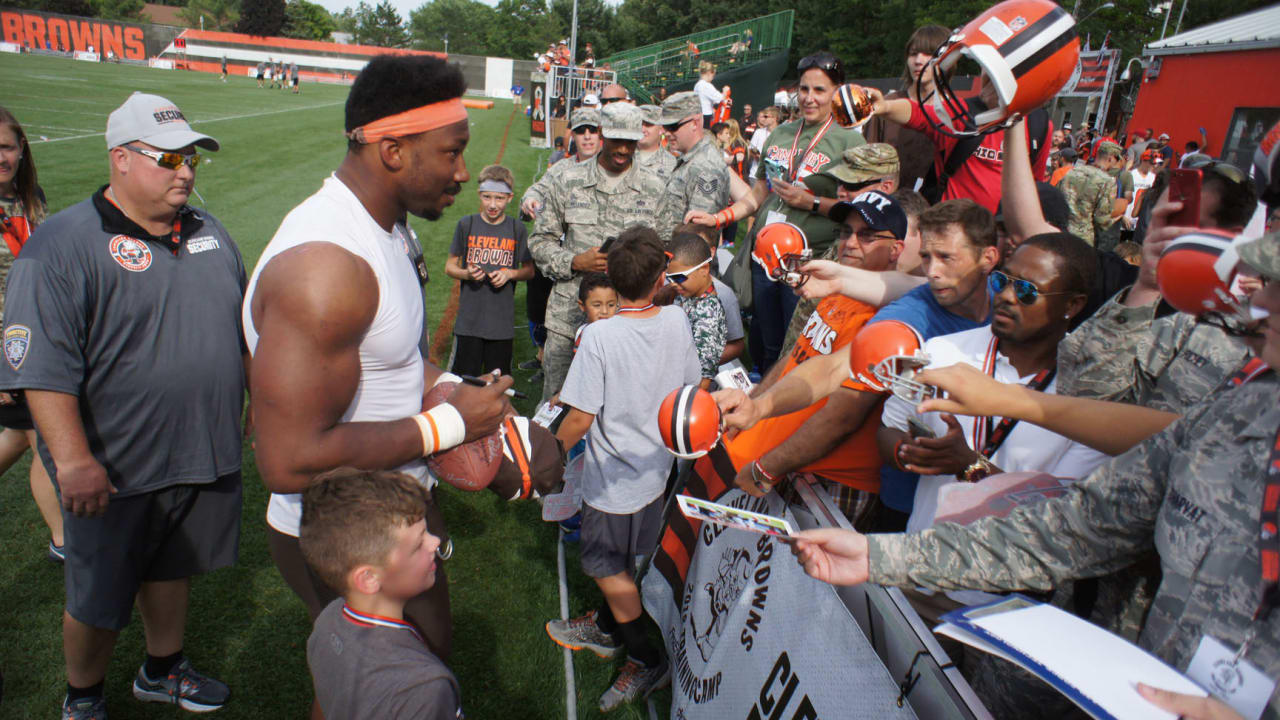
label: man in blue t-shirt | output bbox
[715,199,998,529]
[863,199,998,528]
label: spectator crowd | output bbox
[1,1,1278,718]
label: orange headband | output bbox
[345,98,468,144]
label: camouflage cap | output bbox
[826,143,900,185]
[660,91,701,125]
[1237,231,1280,282]
[638,104,662,126]
[1096,140,1123,160]
[601,102,643,141]
[570,106,601,131]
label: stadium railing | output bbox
[789,477,993,719]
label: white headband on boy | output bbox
[478,180,512,194]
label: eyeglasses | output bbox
[664,257,712,285]
[989,270,1075,305]
[1181,155,1247,185]
[600,96,626,105]
[124,144,200,170]
[663,118,696,134]
[573,125,600,135]
[837,226,897,243]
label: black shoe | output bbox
[518,359,542,371]
[132,658,229,712]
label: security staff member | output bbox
[1,92,245,719]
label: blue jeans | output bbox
[751,262,801,372]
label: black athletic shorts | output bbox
[579,496,663,579]
[63,472,242,631]
[266,486,454,660]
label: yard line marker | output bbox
[29,101,346,144]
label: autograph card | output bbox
[677,495,795,542]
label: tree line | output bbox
[7,0,1275,78]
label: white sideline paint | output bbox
[558,529,578,720]
[30,101,346,144]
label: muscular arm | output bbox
[250,245,429,494]
[752,344,852,419]
[757,388,881,475]
[796,260,925,307]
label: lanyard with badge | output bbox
[969,336,1056,457]
[1181,357,1278,720]
[763,116,835,231]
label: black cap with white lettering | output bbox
[828,190,908,240]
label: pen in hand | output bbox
[459,373,528,400]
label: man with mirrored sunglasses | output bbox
[1,92,247,719]
[520,106,601,219]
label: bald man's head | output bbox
[601,84,630,105]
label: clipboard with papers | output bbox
[934,595,1208,720]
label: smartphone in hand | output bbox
[1167,169,1202,228]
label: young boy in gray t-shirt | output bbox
[546,227,700,712]
[301,469,462,720]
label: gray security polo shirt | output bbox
[0,186,247,496]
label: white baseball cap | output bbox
[582,93,601,107]
[105,92,219,151]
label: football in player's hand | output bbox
[424,382,503,491]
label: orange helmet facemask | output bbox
[850,321,936,404]
[752,222,811,288]
[921,0,1080,138]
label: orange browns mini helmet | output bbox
[924,0,1079,137]
[752,222,811,287]
[850,320,934,403]
[1158,229,1259,326]
[658,385,722,459]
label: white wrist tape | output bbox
[433,372,463,387]
[412,403,467,455]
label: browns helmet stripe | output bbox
[676,384,696,456]
[1009,20,1078,79]
[997,5,1071,61]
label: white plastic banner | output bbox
[642,484,918,719]
[484,57,514,99]
[0,42,21,54]
[148,58,174,70]
[74,51,99,62]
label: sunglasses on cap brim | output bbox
[1182,155,1247,185]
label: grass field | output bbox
[0,52,670,719]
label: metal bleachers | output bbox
[599,10,794,103]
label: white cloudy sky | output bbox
[314,0,500,20]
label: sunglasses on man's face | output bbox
[573,125,600,135]
[663,118,696,134]
[989,270,1074,306]
[124,144,200,170]
[600,96,626,105]
[1181,155,1248,185]
[664,256,712,285]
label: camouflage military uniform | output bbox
[674,288,726,379]
[522,107,600,213]
[1059,291,1251,413]
[1058,163,1117,245]
[660,135,732,224]
[635,147,676,182]
[868,374,1280,718]
[528,144,674,398]
[1095,166,1134,252]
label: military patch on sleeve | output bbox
[695,175,720,195]
[4,325,31,371]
